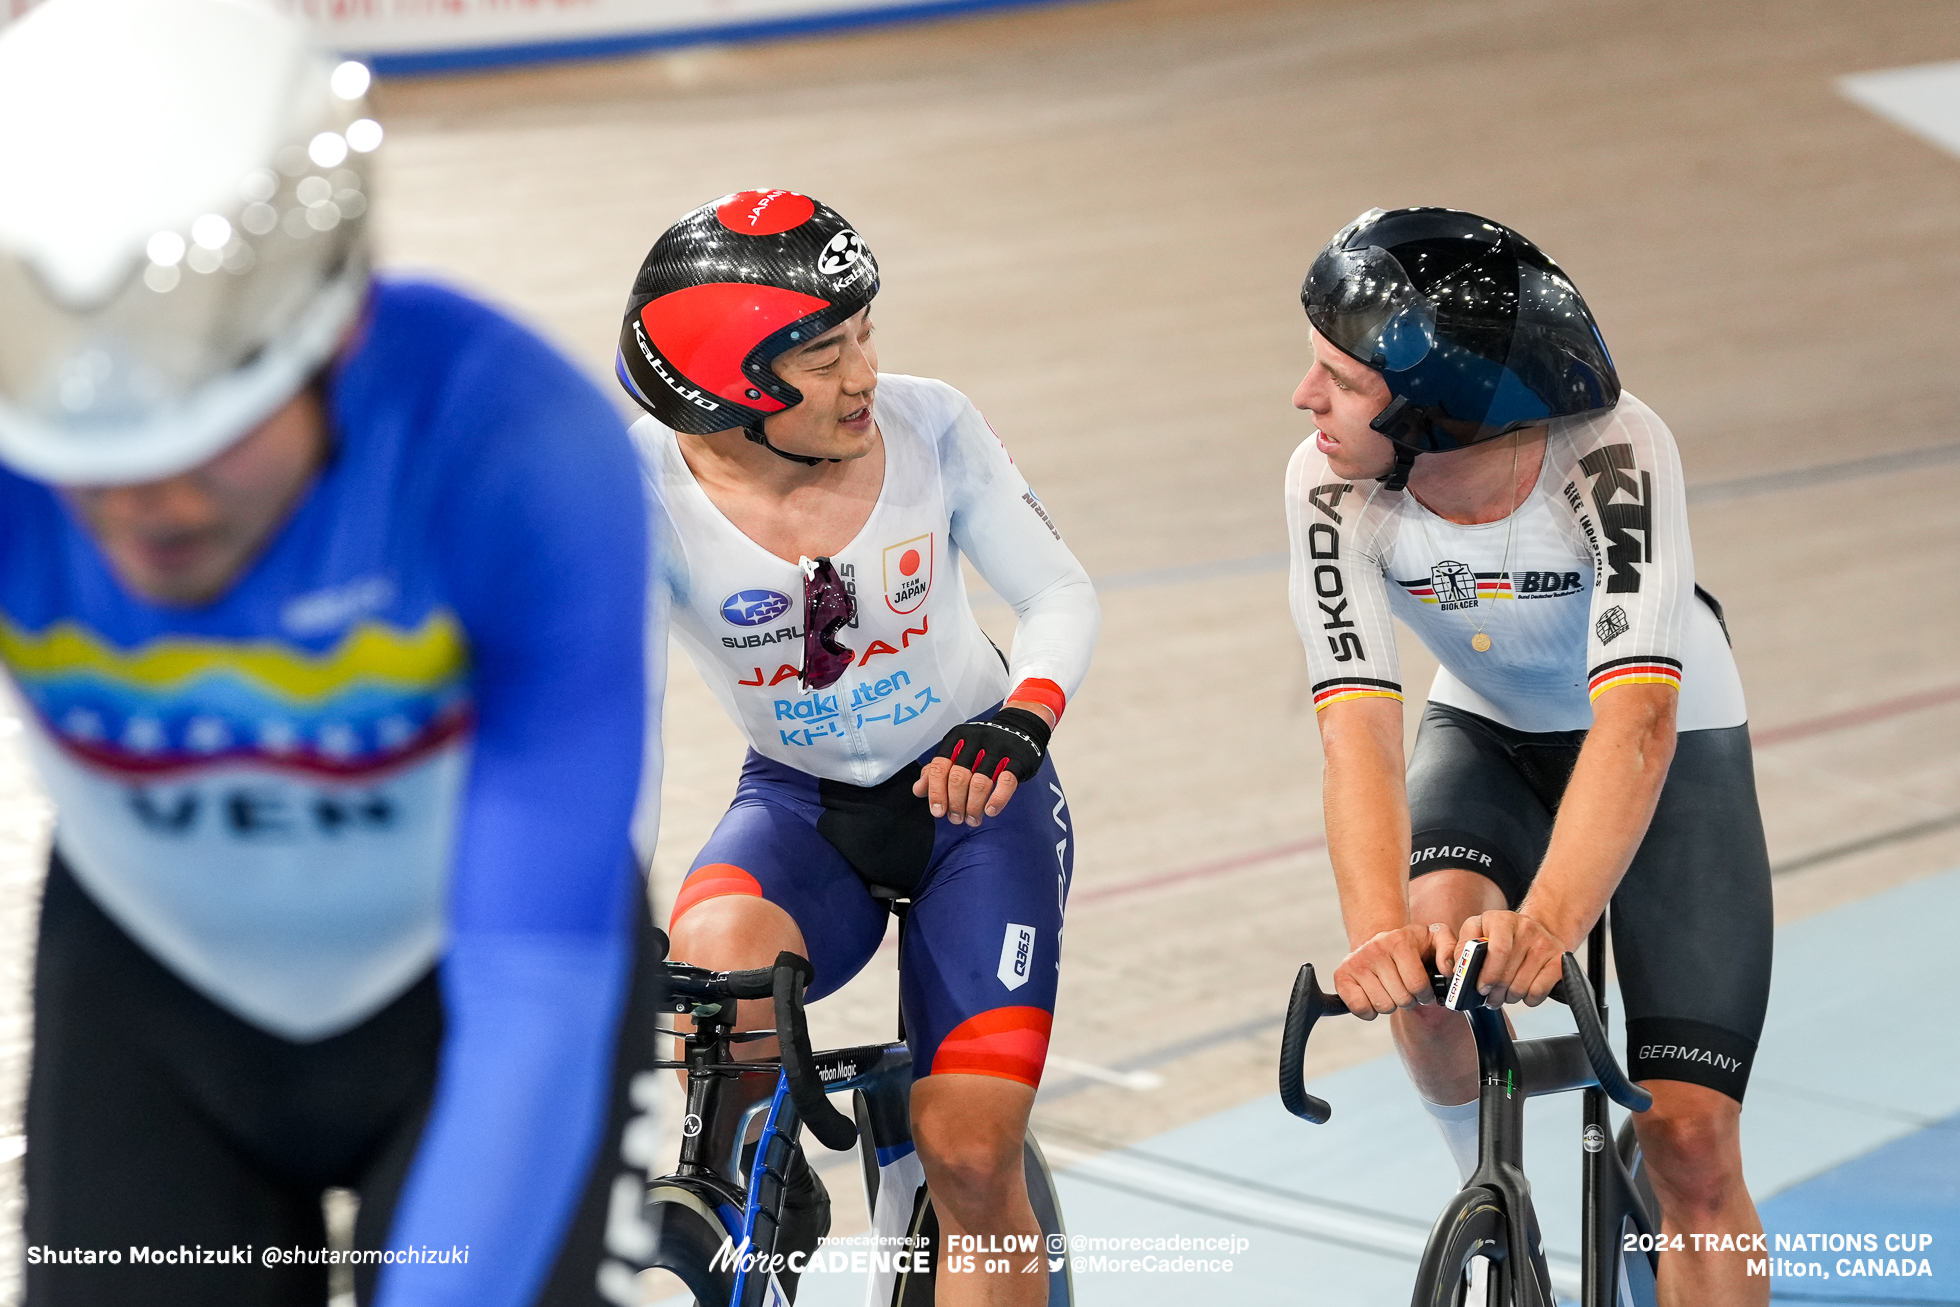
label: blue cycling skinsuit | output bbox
[641,373,1098,1090]
[6,281,661,1307]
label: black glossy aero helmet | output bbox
[617,189,878,465]
[1302,207,1619,490]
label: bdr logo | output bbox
[1515,570,1584,596]
[997,923,1036,991]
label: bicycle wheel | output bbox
[1614,1119,1661,1307]
[644,1187,739,1306]
[896,1181,938,1307]
[1023,1131,1075,1307]
[885,1134,1068,1307]
[1411,1186,1510,1307]
[1615,1117,1662,1233]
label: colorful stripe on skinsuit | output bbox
[1312,676,1404,711]
[929,1006,1053,1087]
[1588,655,1682,700]
[1395,574,1516,604]
[0,611,472,779]
[0,612,467,699]
[1007,677,1067,721]
[670,863,764,927]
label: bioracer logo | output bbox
[997,924,1037,991]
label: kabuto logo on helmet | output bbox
[631,321,721,415]
[616,191,881,441]
[817,230,864,277]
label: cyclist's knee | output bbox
[911,1075,1033,1215]
[668,867,801,959]
[1635,1082,1744,1216]
[915,1122,1022,1205]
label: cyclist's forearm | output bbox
[1524,686,1677,945]
[1317,699,1412,945]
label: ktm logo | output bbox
[1577,444,1650,594]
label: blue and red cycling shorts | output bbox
[672,746,1072,1089]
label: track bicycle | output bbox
[639,895,1074,1307]
[1280,918,1663,1307]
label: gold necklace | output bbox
[1414,431,1521,654]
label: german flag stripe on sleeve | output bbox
[1311,676,1404,711]
[1587,655,1683,700]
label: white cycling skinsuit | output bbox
[636,372,1099,781]
[1286,391,1744,732]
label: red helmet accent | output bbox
[640,283,829,413]
[715,189,817,236]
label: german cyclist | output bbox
[1285,208,1771,1305]
[616,190,1099,1306]
[0,1,663,1303]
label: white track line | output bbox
[1042,1055,1163,1092]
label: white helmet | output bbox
[0,0,378,485]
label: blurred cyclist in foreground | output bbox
[1286,208,1770,1305]
[0,0,664,1302]
[617,190,1099,1306]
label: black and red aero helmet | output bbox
[616,189,879,435]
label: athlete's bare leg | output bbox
[667,893,806,1080]
[1636,1080,1766,1307]
[911,1075,1044,1307]
[1400,872,1763,1305]
[1393,867,1507,1102]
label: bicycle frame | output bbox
[1459,923,1660,1305]
[660,991,920,1307]
[647,925,1073,1307]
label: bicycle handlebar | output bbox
[768,952,860,1151]
[1279,949,1653,1121]
[1278,963,1348,1123]
[716,965,778,1001]
[1549,953,1653,1114]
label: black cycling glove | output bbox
[931,707,1051,783]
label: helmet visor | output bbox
[1302,241,1437,374]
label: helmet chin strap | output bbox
[743,424,839,467]
[1369,395,1423,492]
[1378,443,1419,492]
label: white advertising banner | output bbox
[1,0,1056,72]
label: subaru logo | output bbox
[721,589,792,627]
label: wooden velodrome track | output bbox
[2,0,1959,1295]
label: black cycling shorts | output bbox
[1406,704,1773,1102]
[24,853,663,1307]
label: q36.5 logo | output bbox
[720,589,792,627]
[817,229,864,276]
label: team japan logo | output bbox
[1430,560,1479,611]
[817,229,864,276]
[882,534,933,614]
